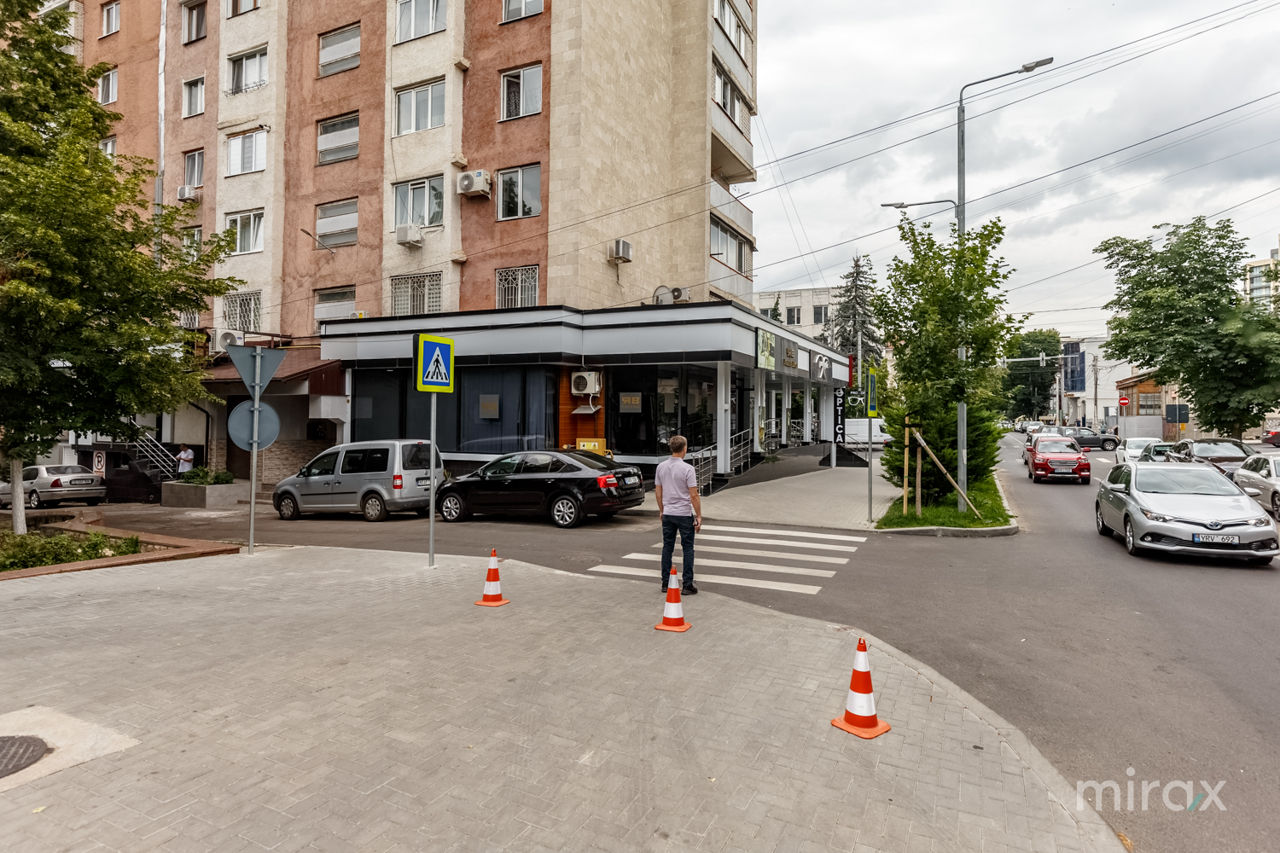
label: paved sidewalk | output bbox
[0,547,1120,852]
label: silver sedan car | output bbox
[1234,453,1280,517]
[0,465,107,509]
[1113,436,1160,464]
[1095,462,1278,564]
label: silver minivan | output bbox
[272,439,445,522]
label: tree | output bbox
[1002,329,1060,420]
[823,254,883,363]
[872,217,1019,504]
[0,0,236,533]
[1099,217,1280,438]
[769,293,781,321]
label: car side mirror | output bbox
[299,467,309,478]
[1108,482,1128,493]
[1243,487,1262,497]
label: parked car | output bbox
[1136,442,1174,462]
[104,460,166,503]
[1114,437,1160,464]
[1095,462,1277,564]
[272,439,445,522]
[1261,430,1280,447]
[1061,426,1119,452]
[436,449,644,528]
[1026,436,1090,484]
[1233,454,1280,517]
[1166,438,1254,478]
[0,465,106,509]
[844,417,893,449]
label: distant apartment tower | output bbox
[1243,235,1279,308]
[752,286,833,341]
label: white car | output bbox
[1114,436,1161,464]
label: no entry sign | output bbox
[1119,395,1130,406]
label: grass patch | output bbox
[0,531,141,572]
[876,474,1012,529]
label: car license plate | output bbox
[416,477,431,486]
[623,476,639,485]
[70,478,93,485]
[1193,533,1239,544]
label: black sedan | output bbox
[1166,437,1254,478]
[436,450,644,528]
[1061,426,1119,452]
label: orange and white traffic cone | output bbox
[654,566,690,632]
[831,637,890,739]
[474,549,509,607]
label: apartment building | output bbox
[752,285,833,341]
[1243,235,1279,308]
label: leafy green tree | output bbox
[872,217,1018,504]
[0,0,236,533]
[823,254,883,363]
[769,293,781,321]
[1099,217,1280,438]
[1002,329,1060,420]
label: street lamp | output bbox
[880,200,957,211]
[955,56,1053,513]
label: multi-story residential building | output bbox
[752,286,833,342]
[1243,235,1279,308]
[1051,336,1132,431]
[51,0,851,485]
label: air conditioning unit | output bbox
[670,286,692,303]
[177,185,200,202]
[349,311,367,319]
[456,170,491,197]
[608,239,633,264]
[209,328,244,353]
[571,371,601,396]
[395,224,422,247]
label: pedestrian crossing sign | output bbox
[414,333,454,392]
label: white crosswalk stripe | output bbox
[694,545,848,564]
[700,524,867,543]
[619,553,835,578]
[587,565,822,595]
[695,534,855,552]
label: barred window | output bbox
[391,272,442,315]
[179,310,200,330]
[496,265,537,308]
[1138,392,1161,416]
[223,290,261,332]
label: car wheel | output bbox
[1101,439,1117,452]
[1271,491,1280,519]
[439,493,469,522]
[361,493,388,522]
[1095,503,1113,536]
[550,495,582,528]
[277,494,300,521]
[27,491,41,510]
[1124,517,1142,555]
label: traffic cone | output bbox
[654,566,690,632]
[475,549,510,607]
[831,638,890,739]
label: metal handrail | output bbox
[129,419,178,479]
[687,444,717,494]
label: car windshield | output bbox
[1148,444,1172,454]
[1135,467,1241,496]
[47,465,91,475]
[1037,441,1078,454]
[1192,441,1249,459]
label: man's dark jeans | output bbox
[660,514,696,589]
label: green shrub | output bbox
[0,531,142,571]
[179,467,235,485]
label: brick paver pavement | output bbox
[0,547,1122,852]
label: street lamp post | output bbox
[955,57,1052,512]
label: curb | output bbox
[872,469,1020,537]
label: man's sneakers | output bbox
[682,584,698,595]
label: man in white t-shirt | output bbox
[654,434,702,594]
[175,444,195,474]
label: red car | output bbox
[1026,436,1091,484]
[1262,430,1280,447]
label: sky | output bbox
[748,0,1280,340]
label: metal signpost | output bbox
[867,367,878,522]
[414,333,454,570]
[225,345,287,555]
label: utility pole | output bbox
[1057,351,1065,426]
[1091,354,1100,430]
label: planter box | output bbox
[161,481,244,509]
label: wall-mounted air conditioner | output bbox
[457,170,491,197]
[571,371,601,395]
[395,224,422,247]
[177,185,200,202]
[670,286,692,303]
[608,239,632,264]
[209,328,244,353]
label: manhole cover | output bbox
[0,736,50,778]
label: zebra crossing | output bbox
[586,523,865,595]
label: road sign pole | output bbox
[429,393,437,570]
[247,346,261,556]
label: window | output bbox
[502,0,542,22]
[304,451,338,477]
[710,216,750,275]
[230,47,268,93]
[225,209,263,254]
[713,65,748,129]
[99,136,117,158]
[97,68,117,104]
[501,65,541,119]
[319,24,360,76]
[341,447,390,474]
[183,149,204,186]
[183,226,203,260]
[496,265,538,308]
[813,305,829,325]
[317,285,355,306]
[1138,392,1161,416]
[179,309,200,329]
[316,199,358,248]
[102,2,119,36]
[182,77,204,116]
[223,290,261,330]
[394,177,444,228]
[317,113,359,164]
[395,80,445,134]
[392,272,442,315]
[497,164,541,220]
[396,0,446,42]
[785,307,800,325]
[314,285,356,323]
[713,0,748,57]
[182,1,206,43]
[230,0,259,15]
[227,129,266,175]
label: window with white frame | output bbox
[97,68,117,104]
[314,285,356,324]
[99,136,116,158]
[102,2,119,36]
[227,129,266,175]
[184,149,204,186]
[225,209,263,254]
[182,226,203,260]
[785,307,800,325]
[229,47,268,93]
[392,272,443,315]
[813,304,829,325]
[223,290,261,331]
[315,199,358,248]
[230,0,259,16]
[497,164,540,220]
[182,77,204,116]
[501,64,541,120]
[317,113,359,164]
[394,80,444,135]
[496,265,538,308]
[396,0,446,42]
[710,216,750,276]
[713,65,748,129]
[319,24,360,76]
[502,0,542,23]
[182,1,206,43]
[713,0,748,57]
[393,176,444,228]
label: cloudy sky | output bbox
[748,0,1280,339]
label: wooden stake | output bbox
[902,416,910,514]
[915,444,923,517]
[911,428,983,519]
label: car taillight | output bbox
[51,478,62,488]
[392,474,403,490]
[597,473,618,489]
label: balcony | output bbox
[710,182,753,240]
[711,110,754,183]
